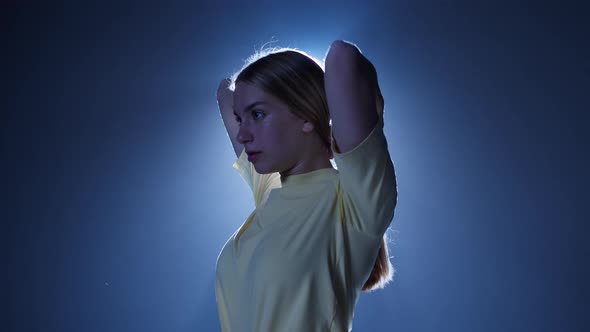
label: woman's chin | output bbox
[253,164,271,174]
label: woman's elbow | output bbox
[325,40,377,85]
[325,40,363,71]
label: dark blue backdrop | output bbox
[6,1,588,331]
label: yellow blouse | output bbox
[215,120,397,331]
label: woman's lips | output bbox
[247,152,261,162]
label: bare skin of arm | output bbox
[324,40,384,153]
[219,40,383,158]
[216,78,243,158]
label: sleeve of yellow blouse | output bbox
[232,148,281,208]
[332,119,398,236]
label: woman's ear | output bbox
[302,121,315,133]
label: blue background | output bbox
[6,1,588,331]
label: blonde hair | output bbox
[231,48,332,158]
[231,47,393,291]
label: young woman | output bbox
[215,40,398,331]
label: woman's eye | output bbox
[235,116,242,124]
[252,111,265,120]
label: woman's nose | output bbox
[236,124,253,144]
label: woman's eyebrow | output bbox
[234,101,268,116]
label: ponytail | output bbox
[362,234,394,291]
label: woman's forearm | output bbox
[217,79,242,157]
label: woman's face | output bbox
[233,81,306,174]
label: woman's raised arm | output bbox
[216,78,243,158]
[324,40,382,153]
